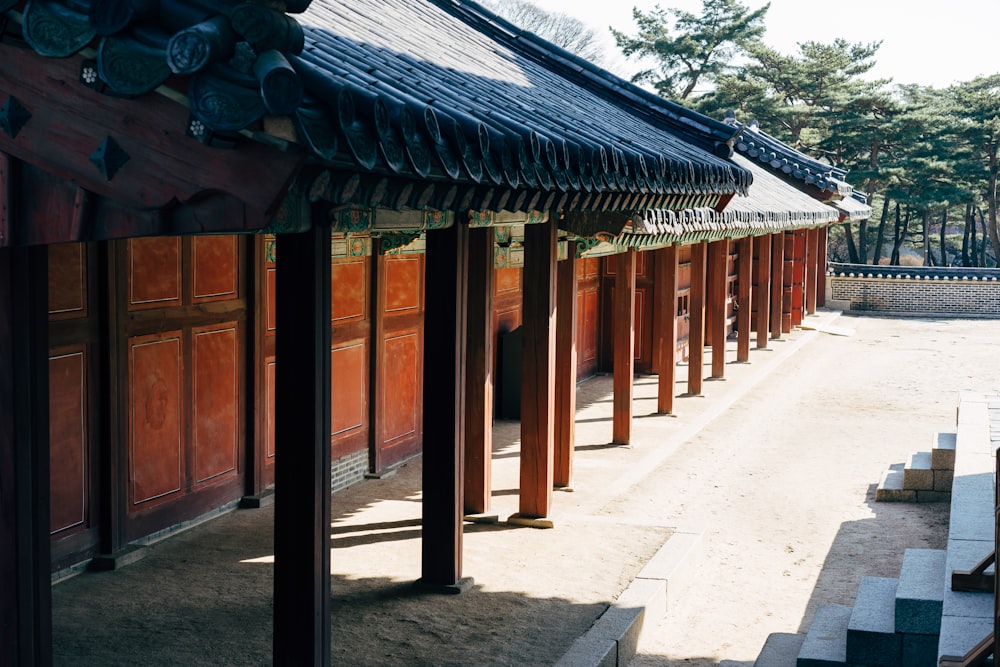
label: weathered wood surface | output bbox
[709,240,727,379]
[769,233,784,339]
[754,234,771,349]
[612,250,635,446]
[736,236,752,362]
[0,42,303,242]
[273,223,332,666]
[422,223,467,585]
[519,221,556,519]
[464,226,493,515]
[687,242,706,396]
[806,228,819,314]
[655,245,678,414]
[554,251,576,488]
[0,246,53,666]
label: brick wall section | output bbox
[331,449,369,492]
[826,273,1000,316]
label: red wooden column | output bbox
[273,222,333,666]
[517,219,557,520]
[687,242,707,395]
[736,236,752,362]
[0,245,53,667]
[708,239,728,379]
[655,246,679,414]
[805,228,820,315]
[817,226,829,307]
[754,234,771,350]
[612,250,636,445]
[421,222,471,588]
[464,225,493,515]
[554,251,577,488]
[769,233,784,341]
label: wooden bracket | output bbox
[952,550,996,592]
[938,633,993,667]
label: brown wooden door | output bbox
[119,235,246,542]
[493,265,522,418]
[372,252,424,472]
[676,245,692,361]
[790,230,807,326]
[48,242,103,571]
[329,254,371,462]
[575,257,600,380]
[255,235,277,491]
[601,251,653,374]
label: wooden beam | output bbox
[464,226,493,515]
[422,223,469,586]
[655,246,679,414]
[518,220,557,519]
[612,250,636,446]
[769,233,784,341]
[273,222,333,666]
[817,227,828,308]
[554,251,577,488]
[0,42,304,237]
[709,240,728,379]
[736,237,752,362]
[754,235,771,350]
[0,246,52,666]
[687,242,707,396]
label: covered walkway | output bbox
[51,311,989,666]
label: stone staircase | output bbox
[754,393,997,667]
[875,432,956,503]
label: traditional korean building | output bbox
[0,0,867,662]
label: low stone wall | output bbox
[825,264,1000,317]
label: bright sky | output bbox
[528,0,1000,89]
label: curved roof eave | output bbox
[7,0,752,214]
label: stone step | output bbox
[847,576,901,667]
[931,431,956,470]
[797,604,851,667]
[895,548,945,635]
[903,451,934,490]
[875,465,915,503]
[753,632,804,667]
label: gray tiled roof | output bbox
[724,115,852,199]
[9,0,753,213]
[599,153,844,250]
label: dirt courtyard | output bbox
[51,312,996,666]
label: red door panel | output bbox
[49,349,87,535]
[193,325,239,485]
[374,254,423,471]
[129,333,184,507]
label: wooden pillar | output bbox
[806,228,820,315]
[708,240,728,379]
[554,251,577,488]
[754,234,771,350]
[422,223,469,587]
[655,246,679,414]
[518,220,556,519]
[687,242,707,395]
[464,226,493,515]
[0,246,53,667]
[273,223,332,666]
[817,226,829,307]
[769,233,784,340]
[736,236,752,362]
[612,250,636,446]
